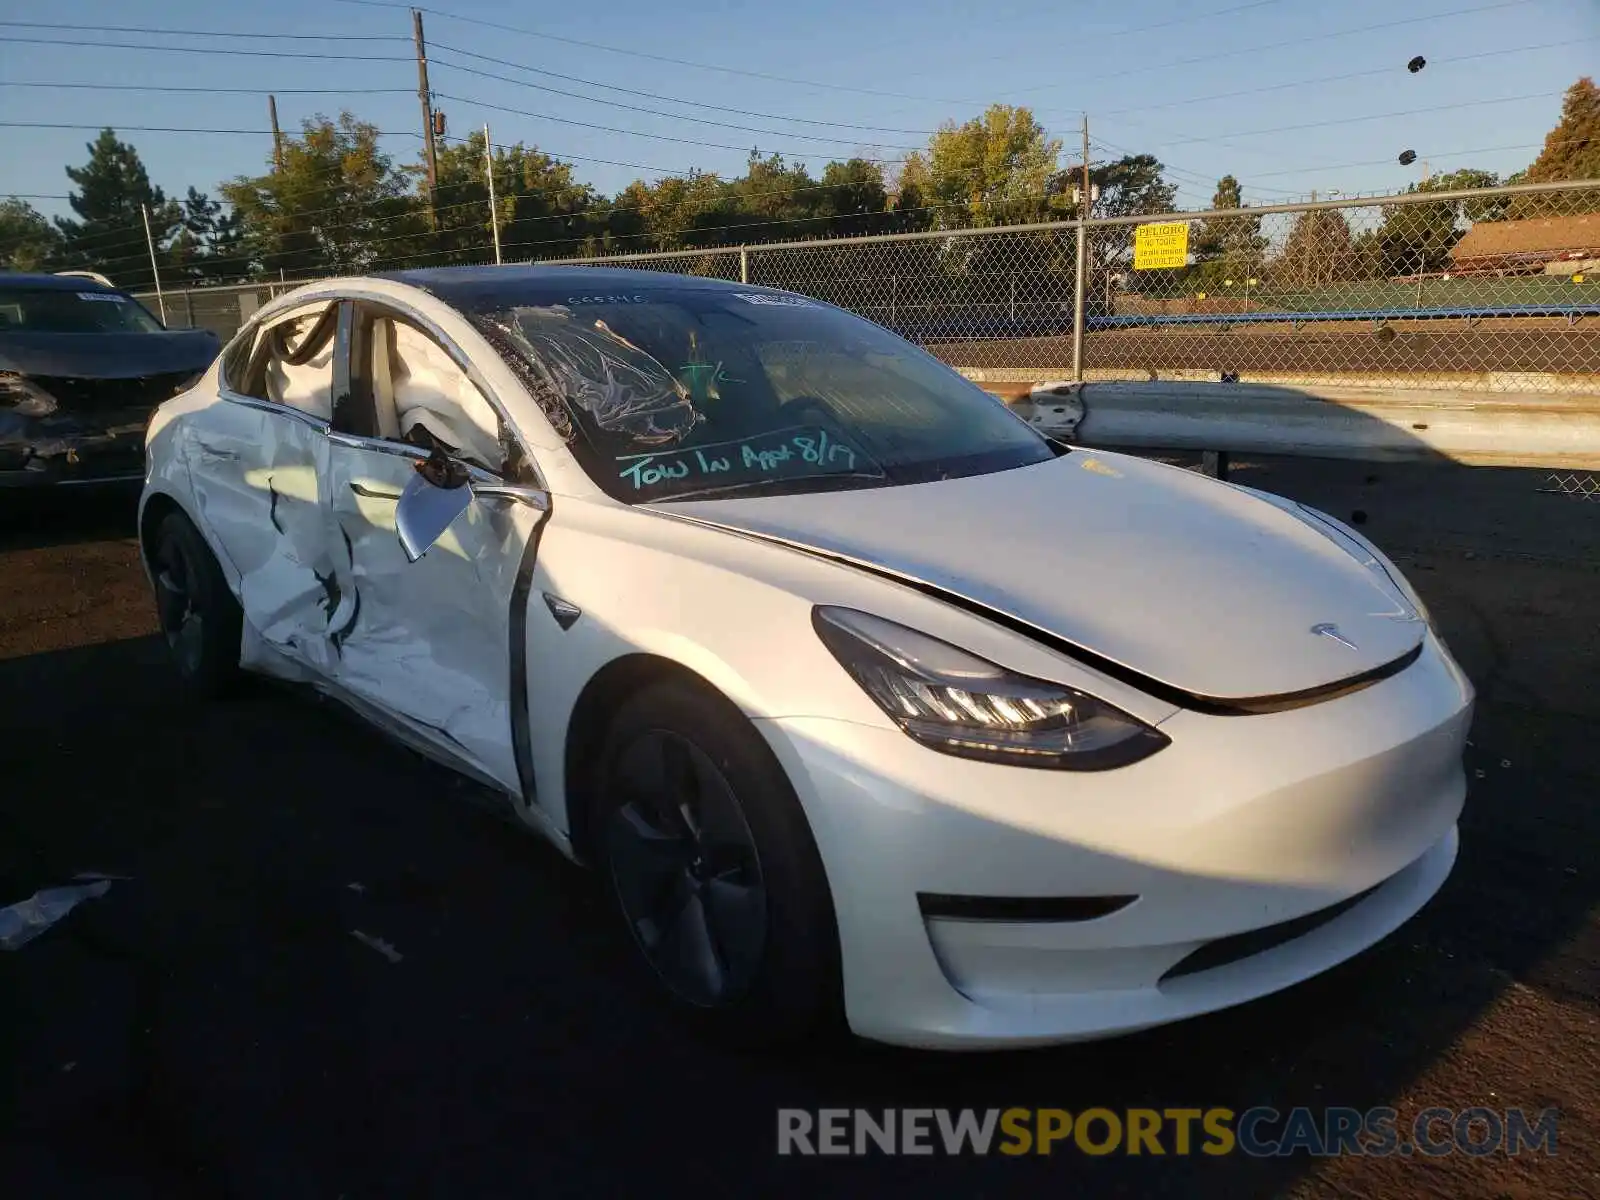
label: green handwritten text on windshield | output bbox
[615,425,878,492]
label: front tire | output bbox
[150,510,243,699]
[591,679,842,1048]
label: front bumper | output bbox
[0,415,150,488]
[757,630,1473,1049]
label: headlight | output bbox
[1289,503,1433,628]
[811,606,1170,771]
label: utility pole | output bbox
[267,94,283,172]
[483,124,502,265]
[1071,113,1090,382]
[413,7,438,229]
[1081,114,1091,225]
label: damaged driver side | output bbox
[317,301,551,799]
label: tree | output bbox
[886,155,935,232]
[1372,168,1503,277]
[427,131,602,264]
[1189,174,1266,291]
[168,187,246,283]
[53,129,181,289]
[0,199,61,270]
[222,112,422,278]
[612,171,735,251]
[815,159,892,238]
[915,105,1062,228]
[1273,208,1360,291]
[1088,154,1178,221]
[1506,77,1600,218]
[1522,77,1600,184]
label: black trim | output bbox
[919,893,1137,923]
[509,517,548,807]
[657,512,1425,717]
[332,299,377,438]
[1158,882,1383,984]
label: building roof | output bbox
[1451,212,1600,263]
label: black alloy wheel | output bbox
[591,680,842,1046]
[604,728,768,1007]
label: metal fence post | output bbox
[484,123,502,266]
[1071,219,1087,382]
[183,289,194,329]
[140,204,167,325]
[739,247,749,284]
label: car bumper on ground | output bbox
[756,629,1474,1049]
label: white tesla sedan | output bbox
[137,266,1473,1050]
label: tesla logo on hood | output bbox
[1310,623,1358,650]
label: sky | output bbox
[1,0,1596,226]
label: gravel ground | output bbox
[0,460,1595,1199]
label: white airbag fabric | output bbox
[389,322,501,469]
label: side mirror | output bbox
[395,449,473,562]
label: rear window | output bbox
[0,287,165,334]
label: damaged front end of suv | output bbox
[0,274,219,489]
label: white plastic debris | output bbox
[0,876,114,950]
[351,930,402,963]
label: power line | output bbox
[427,60,925,151]
[0,121,418,136]
[1008,0,1540,100]
[1098,34,1596,119]
[332,0,980,105]
[432,91,920,164]
[0,35,411,60]
[1156,91,1563,149]
[1245,138,1582,182]
[891,0,1287,84]
[428,45,937,136]
[0,20,407,41]
[0,80,413,95]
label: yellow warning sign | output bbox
[1133,221,1190,270]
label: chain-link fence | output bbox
[137,179,1600,395]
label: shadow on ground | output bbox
[0,467,1595,1198]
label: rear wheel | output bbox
[150,510,242,699]
[591,680,841,1048]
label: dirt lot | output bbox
[0,459,1596,1199]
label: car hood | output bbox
[657,451,1426,701]
[0,329,219,379]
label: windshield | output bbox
[469,288,1056,503]
[0,287,165,334]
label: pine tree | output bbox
[1191,175,1266,292]
[54,129,180,289]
